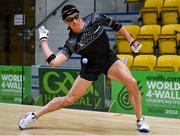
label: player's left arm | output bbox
[98,13,142,53]
[117,26,134,43]
[117,27,142,53]
[97,14,132,40]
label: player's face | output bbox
[64,13,83,31]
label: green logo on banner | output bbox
[117,85,132,110]
[117,81,143,110]
[43,71,75,94]
[39,68,105,110]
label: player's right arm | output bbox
[40,40,68,67]
[39,26,68,67]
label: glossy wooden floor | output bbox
[0,103,180,136]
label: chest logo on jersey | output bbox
[77,42,84,47]
[76,42,86,52]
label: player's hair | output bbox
[61,5,79,20]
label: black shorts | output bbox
[80,52,119,81]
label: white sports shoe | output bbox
[137,117,150,133]
[18,112,37,130]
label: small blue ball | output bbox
[82,58,88,64]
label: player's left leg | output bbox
[107,60,150,133]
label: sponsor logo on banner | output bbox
[111,71,180,119]
[145,75,180,117]
[0,66,32,104]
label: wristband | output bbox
[46,54,56,64]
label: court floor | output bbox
[0,102,180,136]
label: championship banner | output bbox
[110,71,180,119]
[0,66,33,104]
[39,68,105,110]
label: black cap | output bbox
[61,5,79,20]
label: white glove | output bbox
[39,26,49,41]
[130,40,142,53]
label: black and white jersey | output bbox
[61,12,122,60]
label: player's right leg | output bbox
[18,75,92,130]
[107,60,150,132]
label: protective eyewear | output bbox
[65,14,79,22]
